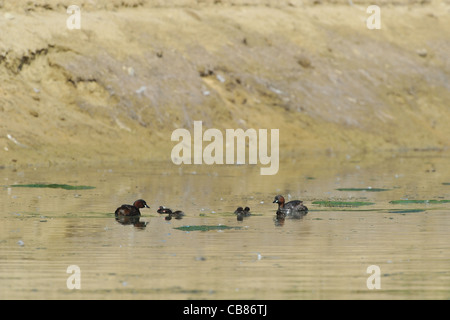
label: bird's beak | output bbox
[145,204,150,208]
[273,200,278,203]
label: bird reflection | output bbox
[115,215,148,229]
[274,210,307,227]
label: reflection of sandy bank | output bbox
[1,1,449,167]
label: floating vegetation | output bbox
[10,184,95,190]
[336,188,390,192]
[389,200,450,204]
[312,201,375,207]
[174,225,242,232]
[442,183,450,185]
[388,209,426,214]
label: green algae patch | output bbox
[389,200,450,204]
[388,209,426,214]
[10,184,96,190]
[442,183,450,186]
[312,201,375,207]
[336,188,390,192]
[174,225,242,232]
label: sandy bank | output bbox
[1,1,449,167]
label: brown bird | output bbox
[115,199,150,217]
[273,195,308,218]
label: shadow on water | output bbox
[1,152,450,299]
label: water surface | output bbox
[1,152,449,299]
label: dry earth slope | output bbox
[0,0,449,166]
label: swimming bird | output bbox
[234,206,251,221]
[273,195,308,218]
[157,206,171,214]
[157,206,185,220]
[115,199,149,217]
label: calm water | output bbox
[1,152,449,299]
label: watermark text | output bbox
[66,265,81,290]
[171,121,279,175]
[366,265,381,289]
